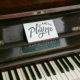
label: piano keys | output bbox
[0,53,79,80]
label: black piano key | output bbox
[27,65,36,80]
[71,55,80,68]
[8,69,13,80]
[46,61,56,75]
[59,58,70,71]
[22,66,30,80]
[41,62,50,76]
[0,71,3,80]
[13,68,20,80]
[63,57,75,70]
[33,64,42,79]
[53,59,64,73]
[75,54,80,61]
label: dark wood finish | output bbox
[0,4,80,20]
[0,31,80,50]
[0,47,80,70]
[0,34,80,65]
[0,28,2,40]
[0,11,80,50]
[0,0,79,15]
[0,0,36,15]
[0,0,80,72]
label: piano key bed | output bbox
[0,53,79,80]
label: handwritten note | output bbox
[23,20,58,43]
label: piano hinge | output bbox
[0,40,4,46]
[33,11,44,15]
[72,26,80,31]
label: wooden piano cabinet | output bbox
[0,0,36,15]
[0,11,80,50]
[0,0,79,15]
[0,1,80,79]
[0,48,79,71]
[38,0,79,10]
[0,0,80,20]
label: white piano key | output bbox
[5,71,10,80]
[74,56,80,63]
[36,64,46,80]
[53,60,68,80]
[68,57,80,79]
[25,66,33,80]
[11,70,17,80]
[17,68,24,80]
[72,56,80,72]
[44,62,58,80]
[57,60,73,80]
[52,61,64,80]
[39,64,52,80]
[68,57,80,72]
[2,72,7,80]
[62,58,79,80]
[20,68,26,80]
[31,65,40,80]
[49,61,63,80]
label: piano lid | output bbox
[0,0,80,20]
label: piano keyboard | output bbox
[0,54,80,80]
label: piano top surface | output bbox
[0,0,80,15]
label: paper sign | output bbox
[23,20,58,43]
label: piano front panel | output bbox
[0,10,80,65]
[0,0,36,15]
[0,34,79,64]
[0,11,80,48]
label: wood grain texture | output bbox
[0,0,35,15]
[0,48,80,70]
[0,0,80,19]
[0,4,80,20]
[0,11,80,50]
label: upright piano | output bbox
[0,0,80,80]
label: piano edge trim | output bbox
[0,4,80,20]
[0,44,80,70]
